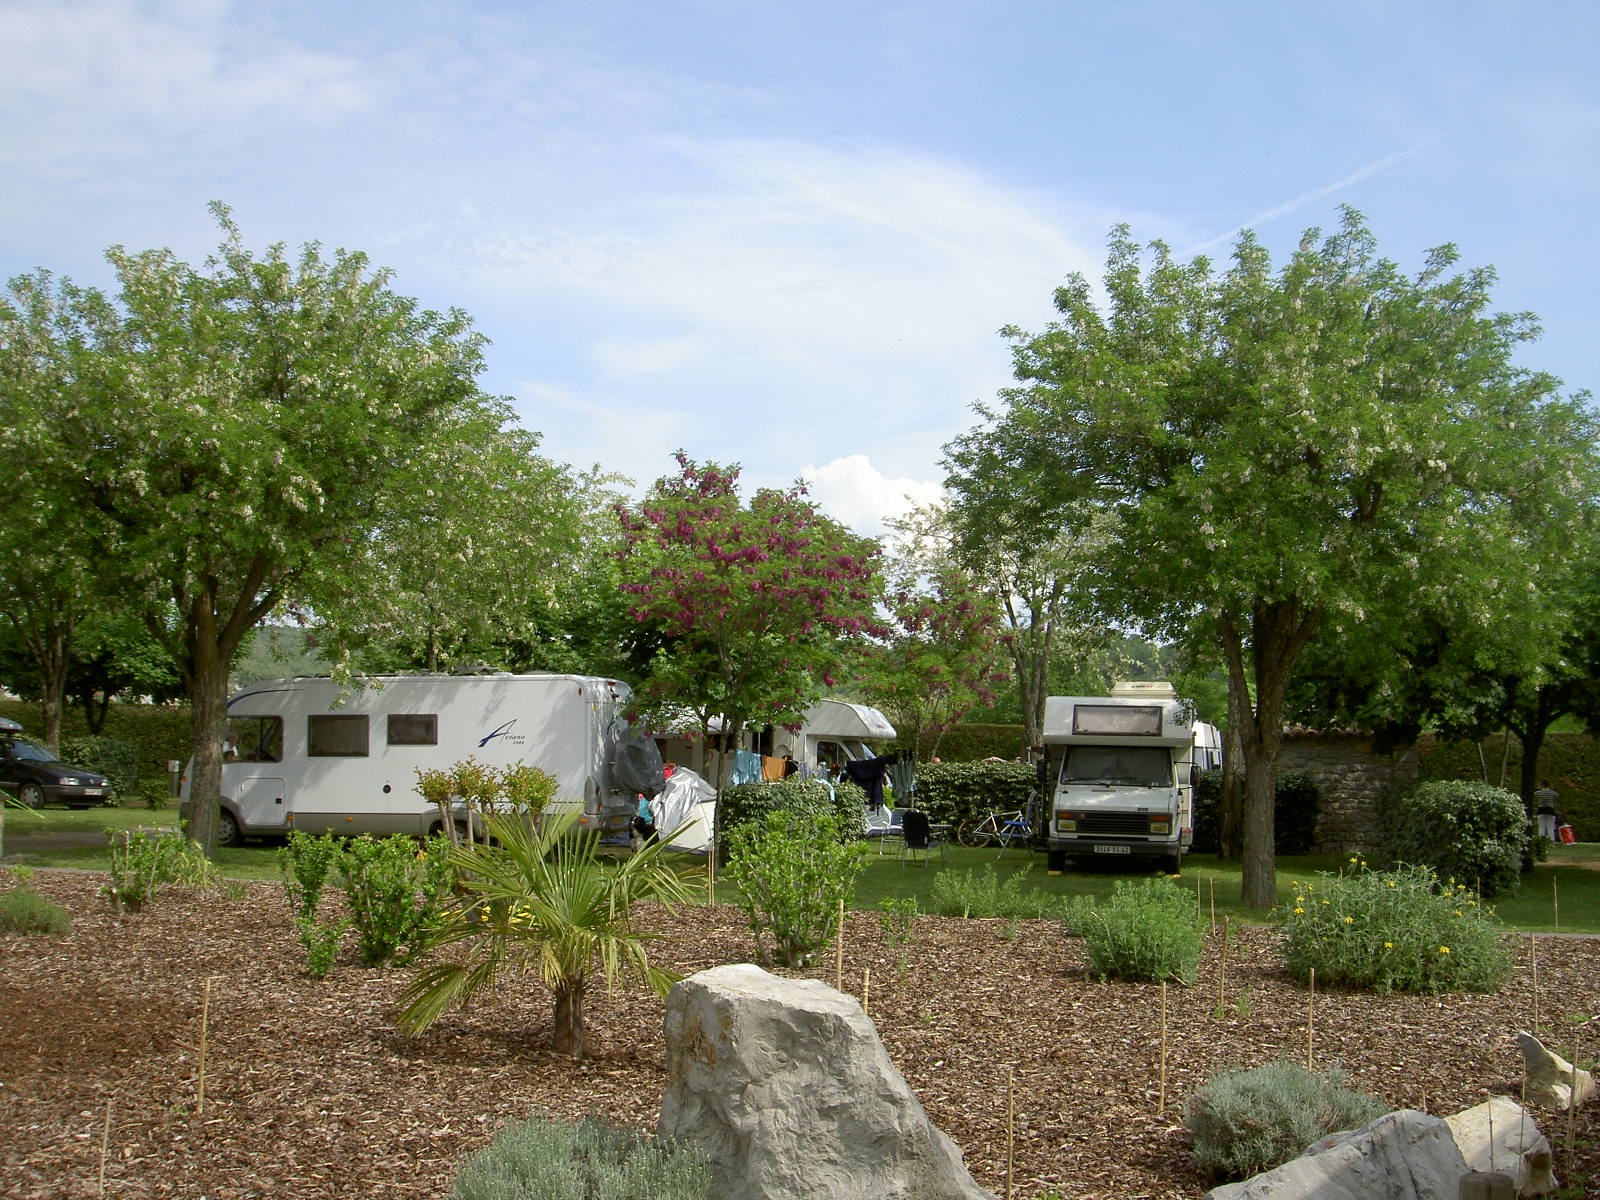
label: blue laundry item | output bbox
[843,754,895,806]
[732,749,762,786]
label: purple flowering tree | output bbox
[616,454,885,791]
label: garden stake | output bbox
[863,968,871,1016]
[1217,916,1229,1016]
[1552,877,1559,933]
[1306,968,1315,1070]
[1209,878,1216,933]
[196,975,219,1115]
[835,899,845,990]
[1530,935,1540,1033]
[1006,1065,1015,1200]
[97,1099,112,1197]
[1158,982,1168,1114]
[1568,1046,1578,1157]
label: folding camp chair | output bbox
[900,809,944,866]
[876,807,906,855]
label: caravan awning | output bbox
[802,701,896,740]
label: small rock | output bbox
[1516,1031,1596,1111]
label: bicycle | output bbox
[956,807,1035,853]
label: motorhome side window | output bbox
[387,714,438,746]
[308,714,369,757]
[226,716,283,763]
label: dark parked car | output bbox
[0,718,110,808]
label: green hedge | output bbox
[1191,770,1320,855]
[714,778,867,859]
[911,760,1036,828]
[1418,732,1597,842]
[0,700,192,804]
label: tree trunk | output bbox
[1218,684,1247,860]
[551,976,588,1058]
[183,649,232,855]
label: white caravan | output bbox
[1040,681,1209,873]
[773,700,897,775]
[182,673,642,846]
[653,698,897,780]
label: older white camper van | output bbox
[181,673,643,846]
[1040,681,1214,874]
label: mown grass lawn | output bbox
[9,803,1598,931]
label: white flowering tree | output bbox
[945,208,1598,906]
[14,206,509,852]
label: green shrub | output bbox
[102,830,218,912]
[59,735,141,804]
[1281,862,1511,994]
[1081,877,1203,985]
[878,895,919,945]
[453,1113,709,1200]
[714,779,867,859]
[1191,769,1320,855]
[339,833,455,967]
[912,760,1035,829]
[890,723,1025,762]
[280,830,354,976]
[725,811,868,967]
[929,865,1062,920]
[1185,1061,1387,1182]
[1377,779,1530,898]
[0,884,72,934]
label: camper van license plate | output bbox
[1093,845,1131,855]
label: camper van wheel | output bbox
[1163,853,1182,877]
[215,809,240,848]
[1046,848,1067,874]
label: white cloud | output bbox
[800,454,944,538]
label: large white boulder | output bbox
[658,963,998,1200]
[1445,1097,1557,1196]
[1204,1109,1468,1200]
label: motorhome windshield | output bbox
[1061,746,1172,787]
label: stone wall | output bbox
[1279,731,1420,854]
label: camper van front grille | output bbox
[1075,812,1154,836]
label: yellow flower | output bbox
[1385,880,1396,888]
[1439,946,1451,955]
[1344,916,1354,924]
[1296,896,1305,904]
[1322,899,1331,906]
[1294,907,1305,914]
[1454,910,1463,917]
[1384,941,1393,949]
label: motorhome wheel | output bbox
[215,809,240,847]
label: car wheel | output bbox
[216,809,241,848]
[18,782,45,808]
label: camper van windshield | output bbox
[1061,746,1171,787]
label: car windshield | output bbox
[1061,746,1171,787]
[5,739,60,764]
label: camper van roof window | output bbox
[1072,704,1163,737]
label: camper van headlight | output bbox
[1055,811,1077,831]
[1149,817,1171,835]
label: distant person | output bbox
[1534,780,1559,840]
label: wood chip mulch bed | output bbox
[2,871,1596,1199]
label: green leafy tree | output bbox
[945,208,1598,907]
[0,271,119,752]
[16,206,510,853]
[616,454,886,791]
[397,810,697,1058]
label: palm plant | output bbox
[396,808,699,1058]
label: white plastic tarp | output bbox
[653,766,717,852]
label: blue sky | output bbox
[4,0,1596,534]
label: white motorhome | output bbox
[1040,681,1212,873]
[181,673,643,846]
